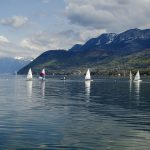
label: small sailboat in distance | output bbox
[39,68,45,80]
[129,71,132,81]
[85,69,93,81]
[27,68,33,81]
[60,76,66,80]
[134,70,142,82]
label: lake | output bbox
[0,75,150,149]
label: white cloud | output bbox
[20,27,105,55]
[20,31,58,52]
[0,16,28,28]
[0,43,18,57]
[65,0,150,32]
[0,36,34,58]
[0,35,9,43]
[0,41,36,58]
[78,28,106,42]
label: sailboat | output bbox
[60,76,66,80]
[85,69,93,81]
[39,68,45,80]
[129,71,132,80]
[27,68,33,81]
[134,70,142,82]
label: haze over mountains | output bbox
[18,28,150,75]
[0,57,32,74]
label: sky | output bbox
[0,0,150,58]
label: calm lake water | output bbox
[0,75,150,150]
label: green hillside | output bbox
[18,49,150,76]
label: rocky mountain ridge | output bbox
[18,28,150,75]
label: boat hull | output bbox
[85,79,93,81]
[133,80,142,82]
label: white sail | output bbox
[129,71,132,80]
[134,70,141,81]
[39,68,45,80]
[42,68,45,77]
[27,68,33,80]
[85,69,91,80]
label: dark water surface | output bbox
[0,75,150,149]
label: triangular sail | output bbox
[134,70,140,81]
[85,69,91,80]
[39,68,45,80]
[27,68,33,80]
[129,71,132,80]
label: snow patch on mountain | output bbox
[0,57,33,74]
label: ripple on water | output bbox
[0,76,150,149]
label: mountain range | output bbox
[18,28,150,76]
[0,57,32,74]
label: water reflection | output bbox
[41,81,45,97]
[1,76,150,150]
[129,80,132,93]
[85,80,91,102]
[26,81,32,98]
[134,81,141,101]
